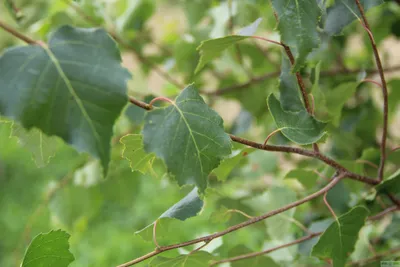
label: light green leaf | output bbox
[213,147,254,181]
[22,230,74,267]
[324,0,384,36]
[267,94,327,145]
[312,206,369,267]
[1,119,60,167]
[271,0,321,70]
[0,26,130,174]
[376,169,400,194]
[284,169,319,190]
[142,85,232,192]
[278,53,304,112]
[149,251,214,266]
[195,35,248,73]
[120,134,155,174]
[325,82,358,126]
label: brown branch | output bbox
[355,0,389,182]
[229,134,379,185]
[349,246,400,266]
[116,174,345,267]
[209,232,322,266]
[129,97,152,110]
[0,20,37,44]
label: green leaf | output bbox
[324,0,384,36]
[278,53,304,112]
[149,251,214,266]
[195,36,248,73]
[284,169,319,190]
[135,188,204,240]
[213,147,254,181]
[376,169,400,194]
[325,82,358,126]
[271,0,321,70]
[312,206,369,267]
[22,230,74,267]
[142,85,232,192]
[120,134,155,174]
[0,26,130,174]
[1,119,60,167]
[228,245,279,267]
[267,94,327,145]
[159,187,204,220]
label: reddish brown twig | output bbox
[355,0,389,182]
[0,20,36,44]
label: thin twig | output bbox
[129,97,152,110]
[225,209,254,219]
[324,191,337,219]
[355,0,389,182]
[210,207,400,266]
[362,78,383,88]
[209,232,322,266]
[229,134,379,185]
[263,128,282,146]
[0,20,36,44]
[153,220,160,249]
[116,174,345,267]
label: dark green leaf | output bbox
[324,0,384,35]
[149,251,214,266]
[0,26,130,174]
[267,94,327,145]
[376,169,400,194]
[120,134,155,174]
[135,188,204,239]
[159,187,203,220]
[213,147,254,181]
[22,230,74,267]
[312,206,369,267]
[278,53,304,112]
[195,36,248,73]
[142,85,232,192]
[271,0,321,70]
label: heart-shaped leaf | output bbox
[143,84,232,192]
[22,230,74,267]
[312,206,369,267]
[267,94,327,145]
